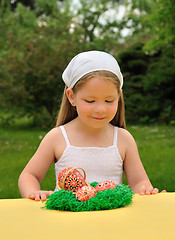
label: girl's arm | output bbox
[120,129,159,195]
[18,129,58,201]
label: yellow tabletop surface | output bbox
[1,193,175,240]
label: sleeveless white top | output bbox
[54,126,123,191]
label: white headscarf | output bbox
[62,50,123,89]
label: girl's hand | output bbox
[28,190,54,201]
[139,186,166,195]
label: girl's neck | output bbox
[65,117,114,148]
[71,117,111,135]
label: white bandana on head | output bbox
[62,50,123,89]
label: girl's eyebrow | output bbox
[84,95,117,99]
[106,95,117,98]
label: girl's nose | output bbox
[94,103,106,113]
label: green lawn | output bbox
[125,125,175,192]
[0,125,55,199]
[0,124,175,199]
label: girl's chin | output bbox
[76,117,110,129]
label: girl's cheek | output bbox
[108,102,118,112]
[77,102,92,112]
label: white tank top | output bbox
[54,126,123,191]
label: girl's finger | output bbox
[48,191,54,195]
[28,193,36,200]
[34,192,41,201]
[139,186,146,195]
[151,188,159,194]
[145,187,154,195]
[40,191,54,201]
[40,193,47,201]
[28,191,54,201]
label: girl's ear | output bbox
[66,88,76,106]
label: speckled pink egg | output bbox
[76,186,97,201]
[95,180,116,192]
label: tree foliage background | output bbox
[0,0,174,128]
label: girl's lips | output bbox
[92,117,106,120]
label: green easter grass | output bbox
[44,182,134,212]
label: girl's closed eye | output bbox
[84,99,95,103]
[84,99,115,103]
[105,100,114,103]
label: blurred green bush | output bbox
[119,43,175,124]
[0,1,175,128]
[0,1,85,128]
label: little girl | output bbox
[18,50,165,201]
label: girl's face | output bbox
[66,76,120,129]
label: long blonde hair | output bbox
[56,71,126,128]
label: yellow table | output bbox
[1,193,175,240]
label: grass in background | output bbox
[0,124,55,199]
[126,125,175,192]
[0,122,175,199]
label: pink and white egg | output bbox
[76,186,97,201]
[95,180,116,192]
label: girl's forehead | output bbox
[82,76,116,88]
[76,77,118,96]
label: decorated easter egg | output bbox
[76,186,97,201]
[95,180,116,192]
[57,167,87,193]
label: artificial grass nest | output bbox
[44,182,134,212]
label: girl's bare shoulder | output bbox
[47,126,62,135]
[117,127,136,156]
[42,127,67,159]
[41,127,65,145]
[118,127,134,141]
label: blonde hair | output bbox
[56,71,126,129]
